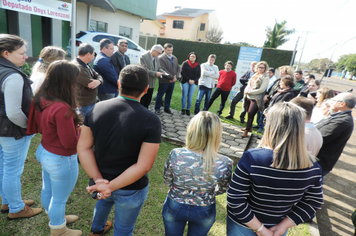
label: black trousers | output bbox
[228,85,246,120]
[207,88,230,114]
[140,88,154,108]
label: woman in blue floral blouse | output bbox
[162,111,233,236]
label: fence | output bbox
[139,35,157,50]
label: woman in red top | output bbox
[27,60,82,236]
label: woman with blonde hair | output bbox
[227,102,323,236]
[242,61,269,137]
[311,88,335,123]
[162,111,233,236]
[30,46,66,93]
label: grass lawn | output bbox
[0,81,309,235]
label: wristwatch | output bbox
[254,223,264,232]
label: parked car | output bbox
[67,31,146,64]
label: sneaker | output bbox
[257,128,264,133]
[89,221,112,236]
[252,125,259,129]
[155,110,161,115]
[240,119,245,124]
[181,109,186,115]
[1,200,34,214]
[186,110,191,116]
[225,115,233,119]
[8,205,42,220]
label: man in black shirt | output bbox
[78,65,162,235]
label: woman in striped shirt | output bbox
[227,102,323,236]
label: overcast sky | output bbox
[157,0,356,64]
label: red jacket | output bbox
[217,70,237,91]
[27,100,79,156]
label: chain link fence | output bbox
[139,35,157,50]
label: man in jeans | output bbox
[78,65,162,236]
[194,54,219,115]
[225,61,257,122]
[154,43,180,114]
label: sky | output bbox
[156,0,356,64]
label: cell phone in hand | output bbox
[89,178,101,199]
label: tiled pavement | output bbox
[149,105,260,164]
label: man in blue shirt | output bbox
[93,38,118,101]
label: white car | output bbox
[67,31,146,64]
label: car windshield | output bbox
[76,31,87,38]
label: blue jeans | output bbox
[91,184,149,236]
[162,197,216,236]
[181,82,197,110]
[226,217,288,236]
[36,144,79,226]
[256,110,265,129]
[194,85,212,114]
[80,104,95,117]
[155,82,175,111]
[98,93,116,101]
[0,135,33,213]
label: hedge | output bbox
[157,38,294,70]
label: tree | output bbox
[206,27,223,43]
[307,58,334,73]
[224,41,256,47]
[263,20,295,48]
[344,54,356,78]
[335,54,352,71]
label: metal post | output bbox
[296,32,309,70]
[71,0,77,60]
[87,5,91,31]
[290,36,299,66]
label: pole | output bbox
[71,0,77,60]
[290,36,300,66]
[296,32,310,70]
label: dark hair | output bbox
[281,75,295,88]
[118,39,128,46]
[290,96,314,120]
[187,52,198,63]
[164,43,173,49]
[34,60,82,125]
[208,54,216,59]
[119,65,148,97]
[78,43,95,56]
[295,70,303,75]
[225,61,234,67]
[269,68,275,74]
[0,34,26,56]
[99,38,113,51]
[310,79,320,87]
[306,74,315,80]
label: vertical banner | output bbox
[230,47,263,100]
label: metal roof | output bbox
[162,8,214,18]
[77,0,116,13]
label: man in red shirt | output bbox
[207,61,236,116]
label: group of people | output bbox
[0,32,355,236]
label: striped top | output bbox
[227,148,323,228]
[164,148,233,206]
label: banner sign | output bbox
[1,0,72,21]
[230,47,263,100]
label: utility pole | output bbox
[296,31,311,70]
[290,36,300,66]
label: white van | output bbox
[66,31,146,64]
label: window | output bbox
[119,26,132,39]
[173,20,184,29]
[200,23,205,31]
[93,35,115,44]
[89,20,107,32]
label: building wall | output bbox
[76,3,141,43]
[162,16,193,40]
[140,20,161,37]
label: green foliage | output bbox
[344,54,356,77]
[263,20,295,48]
[20,62,32,76]
[335,54,350,71]
[224,41,257,47]
[157,38,293,70]
[308,58,335,73]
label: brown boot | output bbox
[1,200,35,214]
[50,224,82,236]
[65,215,79,224]
[89,220,112,236]
[242,129,249,138]
[8,205,42,220]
